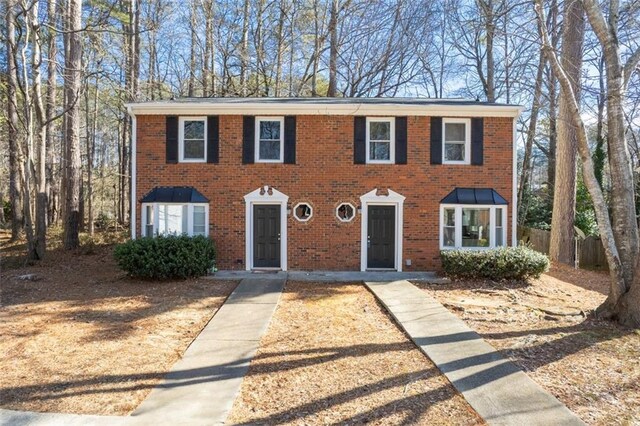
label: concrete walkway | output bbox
[1,277,285,426]
[131,277,284,424]
[211,269,449,283]
[366,280,585,426]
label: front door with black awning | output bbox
[253,205,281,268]
[367,205,396,269]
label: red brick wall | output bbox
[135,115,514,271]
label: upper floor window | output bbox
[443,118,470,164]
[366,117,395,163]
[179,117,207,162]
[255,117,284,163]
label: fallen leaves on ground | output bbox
[226,282,483,426]
[415,263,640,426]
[0,232,238,415]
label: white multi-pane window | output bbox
[443,118,470,164]
[255,117,284,162]
[440,205,507,249]
[442,208,456,248]
[366,117,395,163]
[142,203,209,237]
[179,117,207,162]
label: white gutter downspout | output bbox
[128,107,137,240]
[512,116,518,247]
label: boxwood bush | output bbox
[440,246,549,280]
[114,235,215,279]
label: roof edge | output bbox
[126,100,524,118]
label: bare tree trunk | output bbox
[518,51,546,220]
[546,0,558,194]
[274,1,286,97]
[6,0,25,241]
[63,0,82,250]
[85,79,98,236]
[311,0,320,96]
[327,0,338,97]
[188,1,197,97]
[582,0,640,320]
[240,0,249,96]
[0,192,5,224]
[593,55,606,188]
[549,0,585,265]
[536,0,640,327]
[28,1,49,260]
[478,0,496,102]
[202,0,215,97]
[46,0,58,226]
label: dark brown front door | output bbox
[253,205,281,268]
[367,205,395,269]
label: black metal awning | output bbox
[140,186,209,203]
[440,188,508,205]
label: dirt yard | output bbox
[415,264,640,426]
[0,231,238,415]
[226,282,483,425]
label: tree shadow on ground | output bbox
[479,319,634,372]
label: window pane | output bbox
[443,227,455,247]
[496,227,504,246]
[193,206,206,236]
[370,142,390,160]
[259,139,281,160]
[445,142,465,162]
[158,205,184,235]
[184,120,204,139]
[370,121,390,141]
[184,139,205,159]
[462,208,490,247]
[444,208,455,226]
[445,122,466,142]
[145,205,154,236]
[260,120,280,140]
[496,208,503,226]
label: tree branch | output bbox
[623,46,640,89]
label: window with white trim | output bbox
[366,117,395,163]
[179,117,207,162]
[336,203,355,222]
[255,117,284,162]
[142,203,209,237]
[440,205,507,249]
[443,118,470,164]
[293,202,313,222]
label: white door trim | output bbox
[244,186,289,271]
[360,188,405,272]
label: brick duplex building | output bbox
[126,98,522,271]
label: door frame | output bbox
[244,186,288,271]
[360,188,405,271]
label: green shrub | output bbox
[114,235,216,279]
[440,246,549,281]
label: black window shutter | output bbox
[395,117,407,164]
[471,117,484,165]
[284,116,296,164]
[430,117,443,165]
[207,116,219,163]
[354,117,366,164]
[242,116,255,164]
[166,116,178,164]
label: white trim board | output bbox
[244,186,289,271]
[360,189,405,272]
[126,102,524,118]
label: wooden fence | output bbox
[517,226,608,270]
